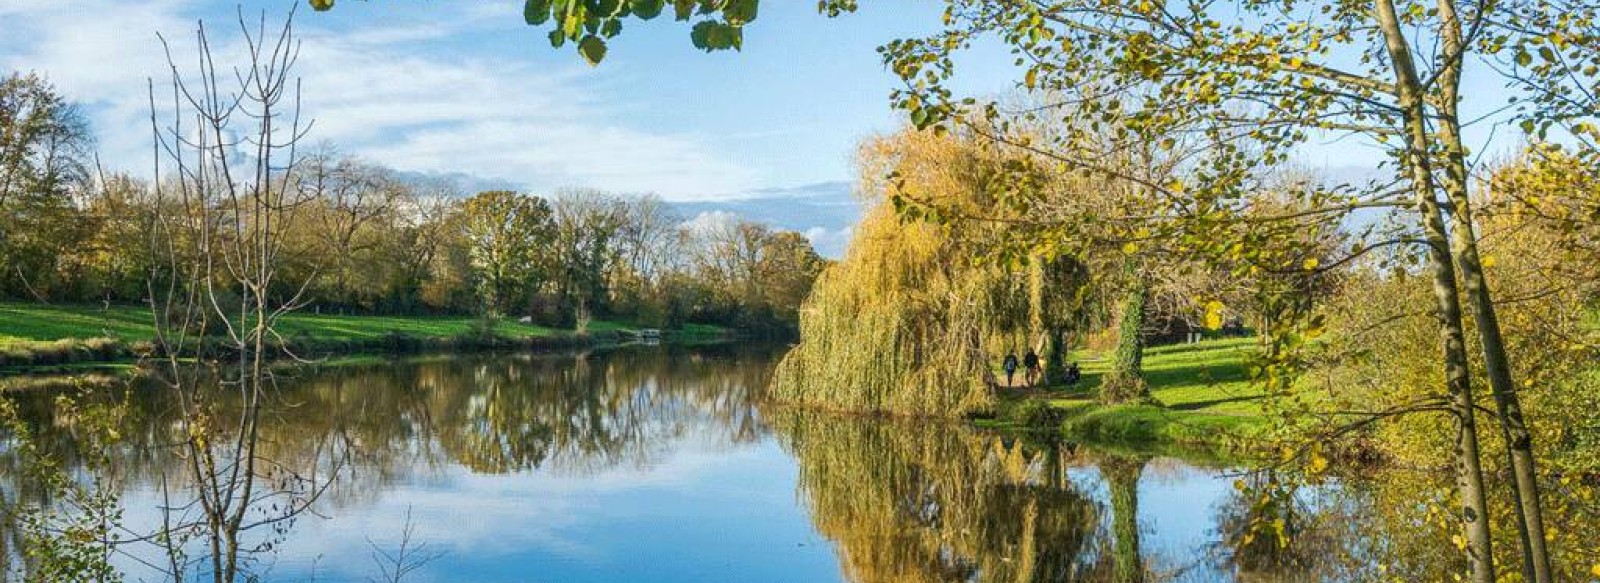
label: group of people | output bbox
[1001,349,1080,389]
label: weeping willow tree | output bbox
[771,129,1085,416]
[768,410,1105,582]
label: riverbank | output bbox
[983,337,1268,456]
[0,302,733,374]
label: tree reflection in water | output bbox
[771,411,1123,582]
[1,344,778,581]
[5,345,1592,582]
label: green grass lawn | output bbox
[1056,337,1263,414]
[988,337,1269,451]
[0,303,159,342]
[0,302,702,344]
[272,312,569,342]
[0,301,731,371]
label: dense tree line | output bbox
[0,72,823,336]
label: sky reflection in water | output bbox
[5,344,1470,582]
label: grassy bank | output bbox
[984,337,1268,453]
[0,302,731,372]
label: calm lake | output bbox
[2,344,1488,581]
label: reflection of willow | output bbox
[770,412,1103,582]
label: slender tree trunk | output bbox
[1374,1,1495,580]
[1102,260,1149,404]
[1432,2,1552,579]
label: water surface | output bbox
[0,345,1514,581]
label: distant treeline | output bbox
[0,72,824,337]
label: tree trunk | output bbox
[1102,261,1149,404]
[1045,326,1068,382]
[1432,1,1551,579]
[1373,1,1495,580]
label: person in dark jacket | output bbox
[1065,362,1082,386]
[1002,351,1019,387]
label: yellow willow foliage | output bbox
[768,411,1103,583]
[771,129,1062,417]
[771,204,1004,416]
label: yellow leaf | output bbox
[1308,450,1329,474]
[1302,258,1320,271]
[1122,242,1139,254]
[1203,300,1224,330]
[1480,255,1496,268]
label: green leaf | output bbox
[308,0,334,11]
[578,35,608,65]
[673,0,694,20]
[594,0,623,17]
[549,29,567,48]
[910,107,930,128]
[706,23,730,49]
[691,21,740,51]
[630,0,664,19]
[690,20,712,49]
[524,0,552,25]
[724,0,759,25]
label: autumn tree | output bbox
[550,189,628,327]
[755,230,825,329]
[292,148,409,310]
[0,72,93,301]
[459,190,555,319]
[860,1,1600,579]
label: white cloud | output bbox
[1,0,758,200]
[802,225,853,258]
[681,210,741,235]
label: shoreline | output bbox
[0,333,744,388]
[1,303,741,376]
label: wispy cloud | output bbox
[1,0,758,200]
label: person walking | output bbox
[1023,350,1041,387]
[1002,351,1019,387]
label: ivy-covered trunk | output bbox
[1045,326,1068,382]
[1101,263,1149,404]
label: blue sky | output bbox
[0,0,1009,198]
[0,0,1532,256]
